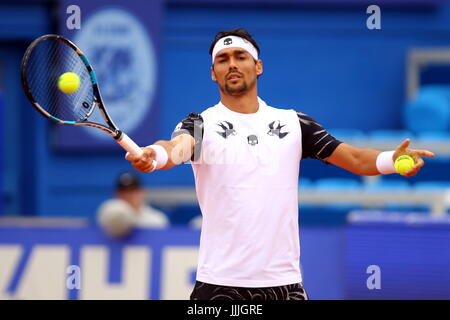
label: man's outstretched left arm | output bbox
[326,138,435,177]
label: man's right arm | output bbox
[125,133,195,173]
[127,112,203,173]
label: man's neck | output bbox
[220,91,259,114]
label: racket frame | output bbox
[21,34,126,141]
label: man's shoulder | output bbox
[265,103,311,122]
[199,103,221,117]
[179,103,219,122]
[262,101,299,118]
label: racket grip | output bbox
[117,133,144,157]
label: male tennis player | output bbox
[126,28,435,300]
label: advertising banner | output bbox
[54,1,163,153]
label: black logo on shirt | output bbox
[247,135,258,146]
[216,121,237,139]
[267,121,289,139]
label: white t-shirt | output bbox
[172,97,341,287]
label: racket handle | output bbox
[117,133,144,157]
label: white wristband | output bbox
[376,151,396,174]
[147,145,168,170]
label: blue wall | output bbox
[345,213,450,300]
[1,213,448,300]
[162,4,450,134]
[2,2,450,216]
[0,4,53,216]
[0,91,3,215]
[0,225,344,299]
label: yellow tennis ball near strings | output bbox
[394,155,415,176]
[58,72,80,94]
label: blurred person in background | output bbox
[189,215,202,229]
[97,171,169,238]
[126,28,434,300]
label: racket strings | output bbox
[27,44,75,120]
[28,40,90,121]
[48,42,92,121]
[24,37,94,122]
[27,43,85,121]
[39,40,92,121]
[26,42,63,117]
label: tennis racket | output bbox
[21,34,144,158]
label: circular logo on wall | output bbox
[74,7,156,139]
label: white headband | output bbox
[211,36,259,64]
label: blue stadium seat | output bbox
[328,129,367,141]
[414,181,450,192]
[299,177,313,191]
[298,178,317,210]
[364,179,410,192]
[368,129,414,141]
[403,85,450,134]
[417,132,450,161]
[315,178,361,191]
[364,179,419,211]
[314,178,362,211]
[411,181,450,213]
[417,131,450,142]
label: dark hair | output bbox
[209,28,260,57]
[116,171,141,191]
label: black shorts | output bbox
[190,281,309,300]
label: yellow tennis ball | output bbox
[58,72,80,94]
[394,155,415,176]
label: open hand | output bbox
[393,138,435,177]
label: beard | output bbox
[224,81,248,96]
[221,76,256,96]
